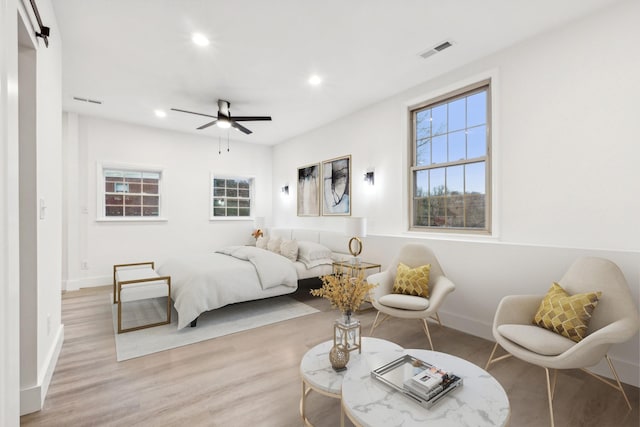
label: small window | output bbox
[211,175,254,219]
[99,166,163,220]
[409,80,491,233]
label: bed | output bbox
[158,229,351,329]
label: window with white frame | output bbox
[410,79,491,233]
[100,167,162,219]
[211,175,254,218]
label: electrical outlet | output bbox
[81,261,88,270]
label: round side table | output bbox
[299,337,403,427]
[341,349,511,427]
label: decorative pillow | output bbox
[256,236,268,249]
[391,263,430,298]
[267,237,282,254]
[280,239,299,262]
[533,282,602,343]
[297,241,332,263]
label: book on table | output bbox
[403,365,450,399]
[371,354,463,409]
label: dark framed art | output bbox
[297,163,320,216]
[321,155,351,216]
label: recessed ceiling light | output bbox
[154,109,167,118]
[191,33,210,47]
[308,74,322,86]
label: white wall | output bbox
[1,1,22,424]
[63,115,273,289]
[1,0,63,423]
[272,1,640,386]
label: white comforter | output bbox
[159,246,298,329]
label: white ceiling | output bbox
[52,0,620,145]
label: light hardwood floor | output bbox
[21,285,639,427]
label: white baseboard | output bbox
[437,310,639,388]
[438,309,493,341]
[63,275,111,291]
[20,325,64,415]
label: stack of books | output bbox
[403,363,458,401]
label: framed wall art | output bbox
[297,163,320,216]
[322,155,351,216]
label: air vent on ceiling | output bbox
[419,40,454,59]
[73,96,102,105]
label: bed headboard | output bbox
[270,228,349,255]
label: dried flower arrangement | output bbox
[311,269,376,314]
[251,229,264,239]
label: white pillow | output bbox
[297,241,332,262]
[267,237,282,254]
[280,239,299,262]
[256,236,268,249]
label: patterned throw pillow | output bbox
[391,263,431,298]
[533,282,602,342]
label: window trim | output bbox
[407,78,493,235]
[96,162,167,222]
[209,172,256,221]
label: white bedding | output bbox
[159,246,298,329]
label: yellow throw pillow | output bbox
[392,263,431,298]
[533,282,602,342]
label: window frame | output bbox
[209,173,256,221]
[408,79,492,235]
[96,162,167,222]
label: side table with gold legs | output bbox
[299,338,403,427]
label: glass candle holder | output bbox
[334,315,361,354]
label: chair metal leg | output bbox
[421,319,434,350]
[605,355,633,410]
[485,342,499,370]
[429,312,442,326]
[580,355,632,410]
[370,312,391,336]
[484,342,513,371]
[544,367,555,427]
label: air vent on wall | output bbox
[419,40,454,59]
[73,96,102,105]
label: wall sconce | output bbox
[281,185,289,195]
[364,171,375,186]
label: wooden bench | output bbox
[113,262,171,334]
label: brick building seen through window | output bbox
[104,170,161,217]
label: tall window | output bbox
[101,168,162,218]
[410,80,491,233]
[211,175,254,218]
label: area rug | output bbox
[111,295,319,361]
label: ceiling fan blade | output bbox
[171,108,217,119]
[197,120,218,130]
[231,121,252,134]
[231,116,272,122]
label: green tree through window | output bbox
[410,80,491,233]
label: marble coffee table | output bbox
[341,349,511,427]
[300,337,404,427]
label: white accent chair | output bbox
[485,257,640,427]
[368,244,455,350]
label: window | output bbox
[410,80,491,233]
[100,166,163,219]
[211,175,254,218]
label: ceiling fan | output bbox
[171,99,271,135]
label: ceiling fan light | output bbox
[191,33,210,47]
[216,119,231,129]
[308,74,322,86]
